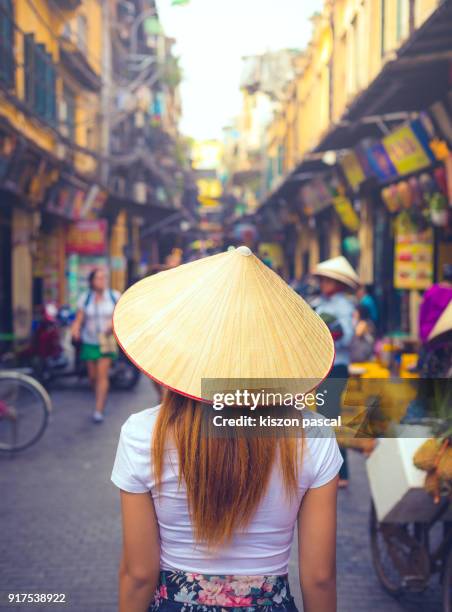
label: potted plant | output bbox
[428,192,449,227]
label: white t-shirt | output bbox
[77,289,120,345]
[111,406,343,575]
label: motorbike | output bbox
[21,304,141,391]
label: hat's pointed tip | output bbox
[236,245,252,256]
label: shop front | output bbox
[339,115,452,339]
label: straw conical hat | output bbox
[428,299,452,343]
[113,246,335,402]
[314,256,360,289]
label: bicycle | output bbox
[0,370,52,453]
[370,497,452,610]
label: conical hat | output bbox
[314,256,360,289]
[428,299,452,343]
[113,246,335,402]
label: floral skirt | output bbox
[149,570,298,612]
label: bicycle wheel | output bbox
[443,547,452,612]
[0,371,52,453]
[369,500,430,596]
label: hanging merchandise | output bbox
[418,172,436,199]
[433,166,448,197]
[408,176,424,208]
[445,154,452,205]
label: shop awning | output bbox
[315,0,452,151]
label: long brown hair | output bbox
[152,390,302,547]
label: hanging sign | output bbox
[66,219,108,255]
[394,228,433,290]
[332,195,360,231]
[340,151,366,191]
[383,122,433,176]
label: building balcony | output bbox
[53,0,82,10]
[59,36,101,92]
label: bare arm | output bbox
[71,310,84,341]
[119,490,160,612]
[297,476,339,612]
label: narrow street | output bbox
[0,380,442,612]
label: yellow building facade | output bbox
[0,0,105,338]
[265,0,443,182]
[1,0,103,170]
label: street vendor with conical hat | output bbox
[110,246,344,612]
[313,255,360,489]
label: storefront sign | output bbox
[332,196,360,231]
[340,151,366,191]
[383,122,433,177]
[66,219,107,256]
[394,228,433,290]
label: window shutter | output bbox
[24,33,35,107]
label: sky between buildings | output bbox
[157,0,322,140]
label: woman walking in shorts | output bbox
[111,246,342,612]
[71,268,120,423]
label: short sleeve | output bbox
[111,415,152,493]
[308,428,343,489]
[76,292,89,312]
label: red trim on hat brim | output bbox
[113,310,337,406]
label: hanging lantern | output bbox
[342,235,360,255]
[397,181,413,209]
[381,186,400,213]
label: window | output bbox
[277,145,285,177]
[0,0,14,88]
[24,34,56,123]
[77,14,87,53]
[63,84,76,140]
[380,0,386,57]
[396,0,409,41]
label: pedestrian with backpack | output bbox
[71,268,121,423]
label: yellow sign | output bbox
[197,178,222,198]
[383,125,431,176]
[340,152,366,191]
[333,196,360,231]
[198,196,221,208]
[394,229,433,290]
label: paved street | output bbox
[0,378,442,612]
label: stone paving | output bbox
[0,377,443,611]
